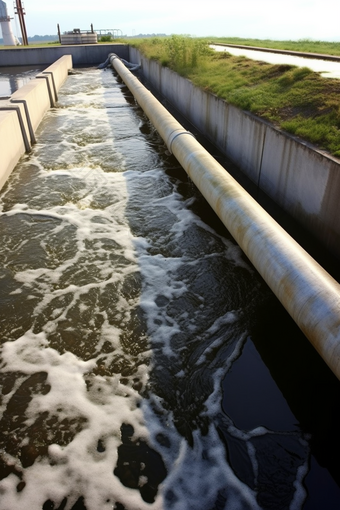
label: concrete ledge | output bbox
[0,110,26,189]
[36,73,56,107]
[0,55,73,191]
[0,44,129,66]
[10,78,50,142]
[43,55,73,93]
[129,47,340,260]
[0,101,30,151]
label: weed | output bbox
[99,35,113,42]
[129,36,213,75]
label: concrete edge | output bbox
[0,110,27,190]
[0,54,73,190]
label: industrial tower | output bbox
[0,0,17,45]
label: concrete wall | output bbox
[0,55,73,190]
[0,110,26,190]
[42,56,73,95]
[0,44,129,66]
[129,47,340,260]
[10,78,51,137]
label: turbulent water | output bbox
[0,67,339,510]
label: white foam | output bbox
[0,67,311,510]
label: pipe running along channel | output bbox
[109,54,340,381]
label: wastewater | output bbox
[0,67,340,510]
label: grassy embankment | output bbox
[126,36,340,158]
[210,37,340,56]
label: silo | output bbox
[0,0,17,46]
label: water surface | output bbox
[0,67,339,510]
[0,66,45,97]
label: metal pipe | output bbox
[109,55,340,380]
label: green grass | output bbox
[209,37,340,57]
[126,36,340,157]
[127,36,212,72]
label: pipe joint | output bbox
[109,54,119,62]
[168,130,195,154]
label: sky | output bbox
[2,0,340,41]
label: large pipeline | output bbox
[109,54,340,380]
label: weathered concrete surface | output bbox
[0,110,26,189]
[10,78,50,138]
[0,55,73,190]
[129,47,340,261]
[0,44,129,66]
[42,55,73,99]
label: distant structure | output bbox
[0,0,17,45]
[58,24,98,45]
[96,28,123,38]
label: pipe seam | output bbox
[169,131,195,154]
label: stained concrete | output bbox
[0,109,26,189]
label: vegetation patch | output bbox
[126,36,340,157]
[209,37,340,57]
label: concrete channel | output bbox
[0,45,129,188]
[1,45,340,509]
[1,45,340,380]
[0,55,72,189]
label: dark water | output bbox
[0,66,45,97]
[0,67,339,510]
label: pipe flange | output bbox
[109,54,120,62]
[169,130,195,154]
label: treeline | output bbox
[27,34,58,41]
[128,33,167,38]
[0,34,58,44]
